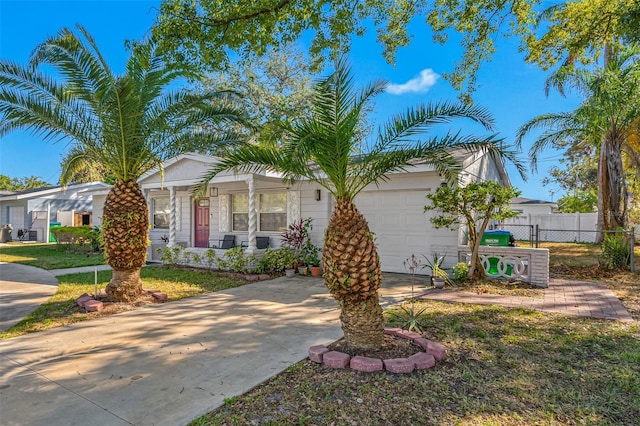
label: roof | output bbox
[510,197,556,205]
[0,182,111,201]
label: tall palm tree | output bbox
[196,58,518,351]
[516,45,640,235]
[0,25,250,301]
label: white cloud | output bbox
[386,69,440,95]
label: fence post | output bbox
[630,227,636,273]
[529,225,534,248]
[535,224,539,248]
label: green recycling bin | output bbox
[49,222,62,242]
[480,230,514,275]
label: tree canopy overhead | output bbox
[155,0,640,99]
[0,175,51,191]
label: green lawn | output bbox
[0,243,105,269]
[0,265,246,339]
[195,301,640,426]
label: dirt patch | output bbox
[327,334,424,359]
[92,292,159,314]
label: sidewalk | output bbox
[0,273,414,426]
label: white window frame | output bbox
[152,197,170,229]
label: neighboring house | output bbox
[92,151,510,273]
[0,182,110,242]
[509,197,557,215]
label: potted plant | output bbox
[276,247,297,278]
[423,253,450,289]
[281,218,313,274]
[304,241,322,277]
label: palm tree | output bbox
[196,57,518,351]
[0,25,249,301]
[516,45,640,236]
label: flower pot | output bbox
[298,265,309,276]
[285,269,296,278]
[310,266,322,277]
[432,277,445,289]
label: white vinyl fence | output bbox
[501,213,598,243]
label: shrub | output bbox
[158,245,184,265]
[452,262,469,282]
[601,231,631,270]
[255,247,296,274]
[223,246,256,273]
[204,249,217,271]
[51,225,102,253]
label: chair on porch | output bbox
[256,236,269,249]
[240,236,270,249]
[217,235,236,249]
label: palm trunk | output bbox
[102,179,149,302]
[606,127,627,229]
[322,198,384,351]
[596,144,609,243]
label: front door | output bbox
[195,199,210,248]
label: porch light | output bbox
[315,189,321,201]
[210,187,218,197]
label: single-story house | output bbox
[0,182,110,242]
[93,151,510,273]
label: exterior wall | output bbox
[297,182,330,249]
[462,151,503,185]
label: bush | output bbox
[255,247,296,274]
[51,226,102,253]
[601,232,631,270]
[158,245,184,265]
[224,246,257,273]
[452,262,469,282]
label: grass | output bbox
[194,303,639,425]
[0,242,105,269]
[190,242,640,426]
[0,266,245,339]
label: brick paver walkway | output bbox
[418,278,634,322]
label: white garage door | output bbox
[355,190,453,274]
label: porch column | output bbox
[142,189,152,229]
[168,186,177,247]
[246,177,257,253]
[45,202,51,243]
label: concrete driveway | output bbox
[0,273,414,426]
[0,263,59,331]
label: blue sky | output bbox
[0,0,581,200]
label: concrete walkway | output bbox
[418,277,634,321]
[0,263,59,331]
[49,264,112,277]
[0,273,414,426]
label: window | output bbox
[153,197,170,229]
[232,194,248,231]
[259,193,287,231]
[231,192,287,232]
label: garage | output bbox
[355,189,454,274]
